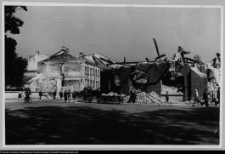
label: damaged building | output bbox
[100,45,210,102]
[23,39,220,103]
[23,51,49,87]
[28,47,100,93]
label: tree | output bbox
[5,6,28,89]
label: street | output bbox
[5,99,220,145]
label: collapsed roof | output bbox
[84,53,117,70]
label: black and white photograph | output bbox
[2,0,224,150]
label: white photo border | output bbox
[1,1,224,150]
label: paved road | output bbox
[5,99,220,145]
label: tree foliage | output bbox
[5,6,27,34]
[5,6,28,88]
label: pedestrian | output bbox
[22,91,26,99]
[18,91,22,101]
[203,88,209,107]
[211,87,217,105]
[67,90,71,103]
[165,91,169,103]
[194,89,199,104]
[25,89,31,103]
[72,90,76,103]
[53,90,57,100]
[216,87,220,106]
[83,89,88,102]
[64,90,67,103]
[127,91,136,103]
[59,90,63,100]
[39,90,42,100]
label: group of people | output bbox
[195,87,220,107]
[59,90,81,103]
[19,86,220,106]
[18,89,32,103]
[38,90,76,102]
[17,89,87,103]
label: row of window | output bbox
[85,79,100,89]
[85,66,100,77]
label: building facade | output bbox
[25,51,49,77]
[28,47,100,93]
[102,61,207,101]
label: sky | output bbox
[8,5,221,63]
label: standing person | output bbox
[64,90,67,103]
[39,90,42,100]
[67,90,71,103]
[203,88,209,107]
[127,91,136,103]
[216,87,220,106]
[18,91,22,101]
[53,90,57,100]
[22,91,26,100]
[211,86,217,106]
[165,91,169,103]
[194,89,199,104]
[83,89,88,102]
[59,90,63,100]
[25,89,31,103]
[72,90,76,103]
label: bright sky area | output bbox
[8,5,221,63]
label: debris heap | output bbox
[135,92,165,104]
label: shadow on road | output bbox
[5,105,219,145]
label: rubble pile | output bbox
[101,91,212,106]
[135,92,165,104]
[134,92,197,105]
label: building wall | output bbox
[47,63,62,77]
[173,64,207,100]
[30,78,58,92]
[100,63,169,95]
[84,64,100,90]
[175,63,191,101]
[33,60,100,93]
[27,50,101,93]
[27,55,49,71]
[190,67,208,99]
[147,81,162,95]
[117,67,132,94]
[64,62,82,78]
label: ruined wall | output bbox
[115,67,133,94]
[27,58,37,71]
[101,62,169,95]
[30,79,39,91]
[190,67,207,98]
[63,80,81,91]
[27,55,49,71]
[146,81,162,95]
[38,63,45,74]
[175,64,191,100]
[64,62,81,78]
[144,62,169,84]
[30,78,57,92]
[49,64,61,77]
[101,70,113,93]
